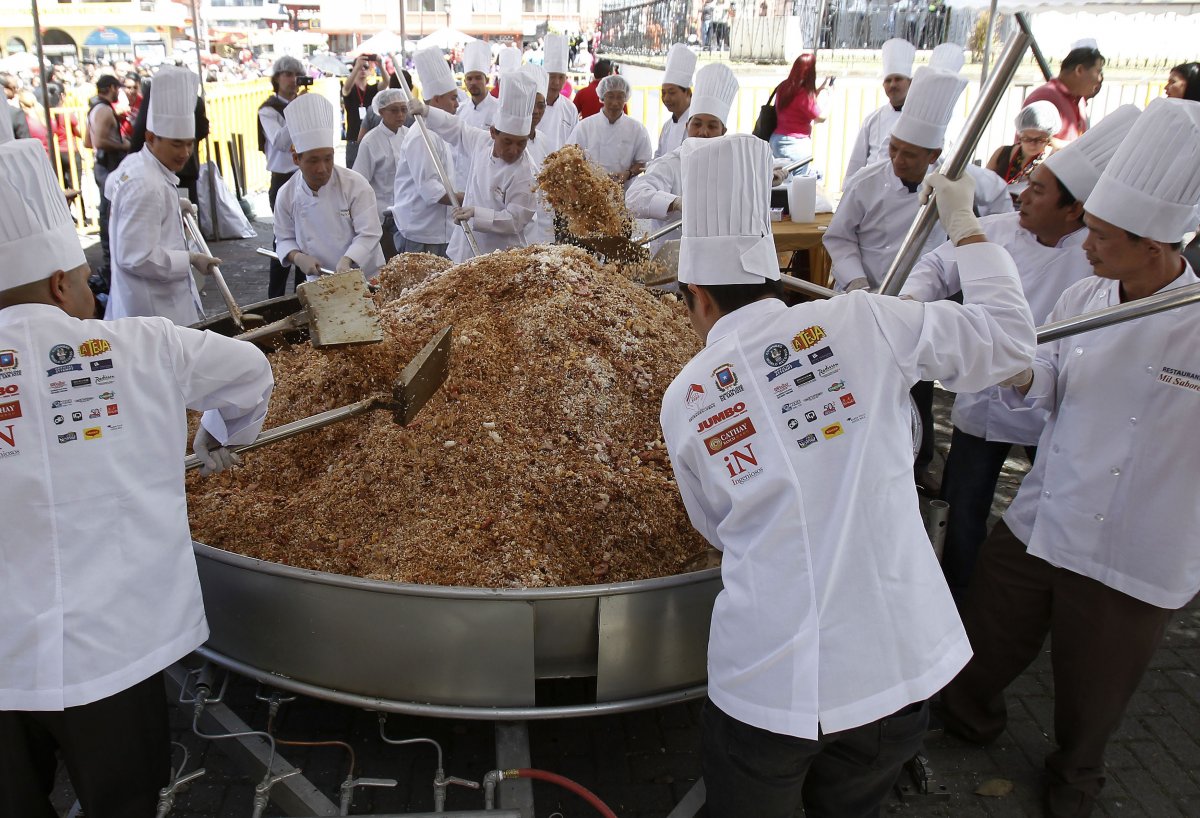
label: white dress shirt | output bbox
[425,107,536,263]
[0,304,272,710]
[824,159,946,290]
[104,150,202,326]
[844,104,901,180]
[391,125,457,245]
[352,122,408,221]
[566,112,654,190]
[661,242,1035,738]
[656,106,690,159]
[258,96,294,175]
[902,212,1092,444]
[274,165,384,280]
[538,96,579,146]
[1002,266,1200,609]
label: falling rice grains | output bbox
[186,245,708,589]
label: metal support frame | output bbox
[493,723,534,818]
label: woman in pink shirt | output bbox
[769,53,829,178]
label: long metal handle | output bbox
[1015,12,1053,81]
[1037,281,1200,344]
[254,247,336,277]
[389,52,481,257]
[185,396,379,471]
[183,212,245,332]
[877,27,1032,297]
[780,275,837,300]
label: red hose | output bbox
[513,768,620,818]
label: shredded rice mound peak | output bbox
[536,144,632,239]
[187,244,707,589]
[373,252,451,303]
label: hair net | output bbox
[1014,100,1061,135]
[597,74,631,99]
[373,88,407,115]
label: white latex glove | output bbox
[667,197,682,213]
[999,368,1034,390]
[179,196,197,219]
[192,426,241,477]
[335,255,357,274]
[290,252,322,277]
[406,96,427,117]
[920,172,984,244]
[771,167,788,186]
[188,252,221,276]
[844,277,871,292]
[451,206,475,224]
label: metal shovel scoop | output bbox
[236,249,384,349]
[184,326,453,472]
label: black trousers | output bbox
[267,170,301,298]
[0,672,171,818]
[701,697,928,818]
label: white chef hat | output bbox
[372,88,407,115]
[881,38,916,79]
[1041,104,1138,202]
[0,139,87,290]
[544,34,569,74]
[929,43,964,74]
[462,40,492,76]
[1071,38,1099,51]
[1085,98,1200,243]
[522,63,549,99]
[678,134,780,285]
[689,63,739,127]
[597,74,631,99]
[147,66,199,140]
[494,70,536,136]
[497,46,522,76]
[663,43,697,90]
[284,92,336,154]
[414,47,457,98]
[890,66,967,150]
[1014,100,1061,135]
[0,106,12,145]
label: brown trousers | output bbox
[941,522,1173,817]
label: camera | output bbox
[297,76,313,87]
[362,54,379,62]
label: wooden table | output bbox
[772,212,834,287]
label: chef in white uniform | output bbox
[274,93,384,281]
[538,34,579,146]
[826,65,966,291]
[0,138,273,818]
[941,97,1200,818]
[567,74,653,189]
[903,104,1140,601]
[409,69,538,262]
[392,47,460,258]
[104,67,218,326]
[457,40,499,131]
[626,63,738,252]
[519,64,558,245]
[660,133,1034,817]
[844,38,914,180]
[352,88,408,259]
[656,43,696,159]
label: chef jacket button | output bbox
[1043,490,1052,498]
[1129,417,1138,425]
[1094,514,1105,522]
[1146,365,1155,373]
[1074,347,1084,356]
[1111,467,1121,476]
[1052,445,1061,454]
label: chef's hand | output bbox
[668,196,682,213]
[771,167,788,186]
[192,427,241,477]
[179,196,197,219]
[335,255,358,273]
[920,172,983,245]
[999,368,1034,394]
[844,277,871,292]
[452,206,475,224]
[188,252,221,276]
[290,252,322,277]
[406,97,428,118]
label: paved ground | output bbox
[59,230,1200,817]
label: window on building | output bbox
[523,0,581,12]
[406,0,447,11]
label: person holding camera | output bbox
[343,54,381,168]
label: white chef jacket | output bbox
[258,96,294,175]
[392,124,457,245]
[625,147,683,252]
[660,242,1035,738]
[457,92,499,131]
[1002,266,1200,609]
[656,106,690,159]
[538,96,579,146]
[274,165,384,281]
[844,104,901,180]
[424,107,536,263]
[352,122,408,221]
[523,128,562,245]
[566,112,653,190]
[902,212,1092,445]
[104,149,203,326]
[961,162,1015,218]
[824,159,947,290]
[0,304,272,710]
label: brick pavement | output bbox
[58,229,1200,817]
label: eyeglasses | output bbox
[1019,135,1051,146]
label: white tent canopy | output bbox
[415,27,477,50]
[352,31,416,57]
